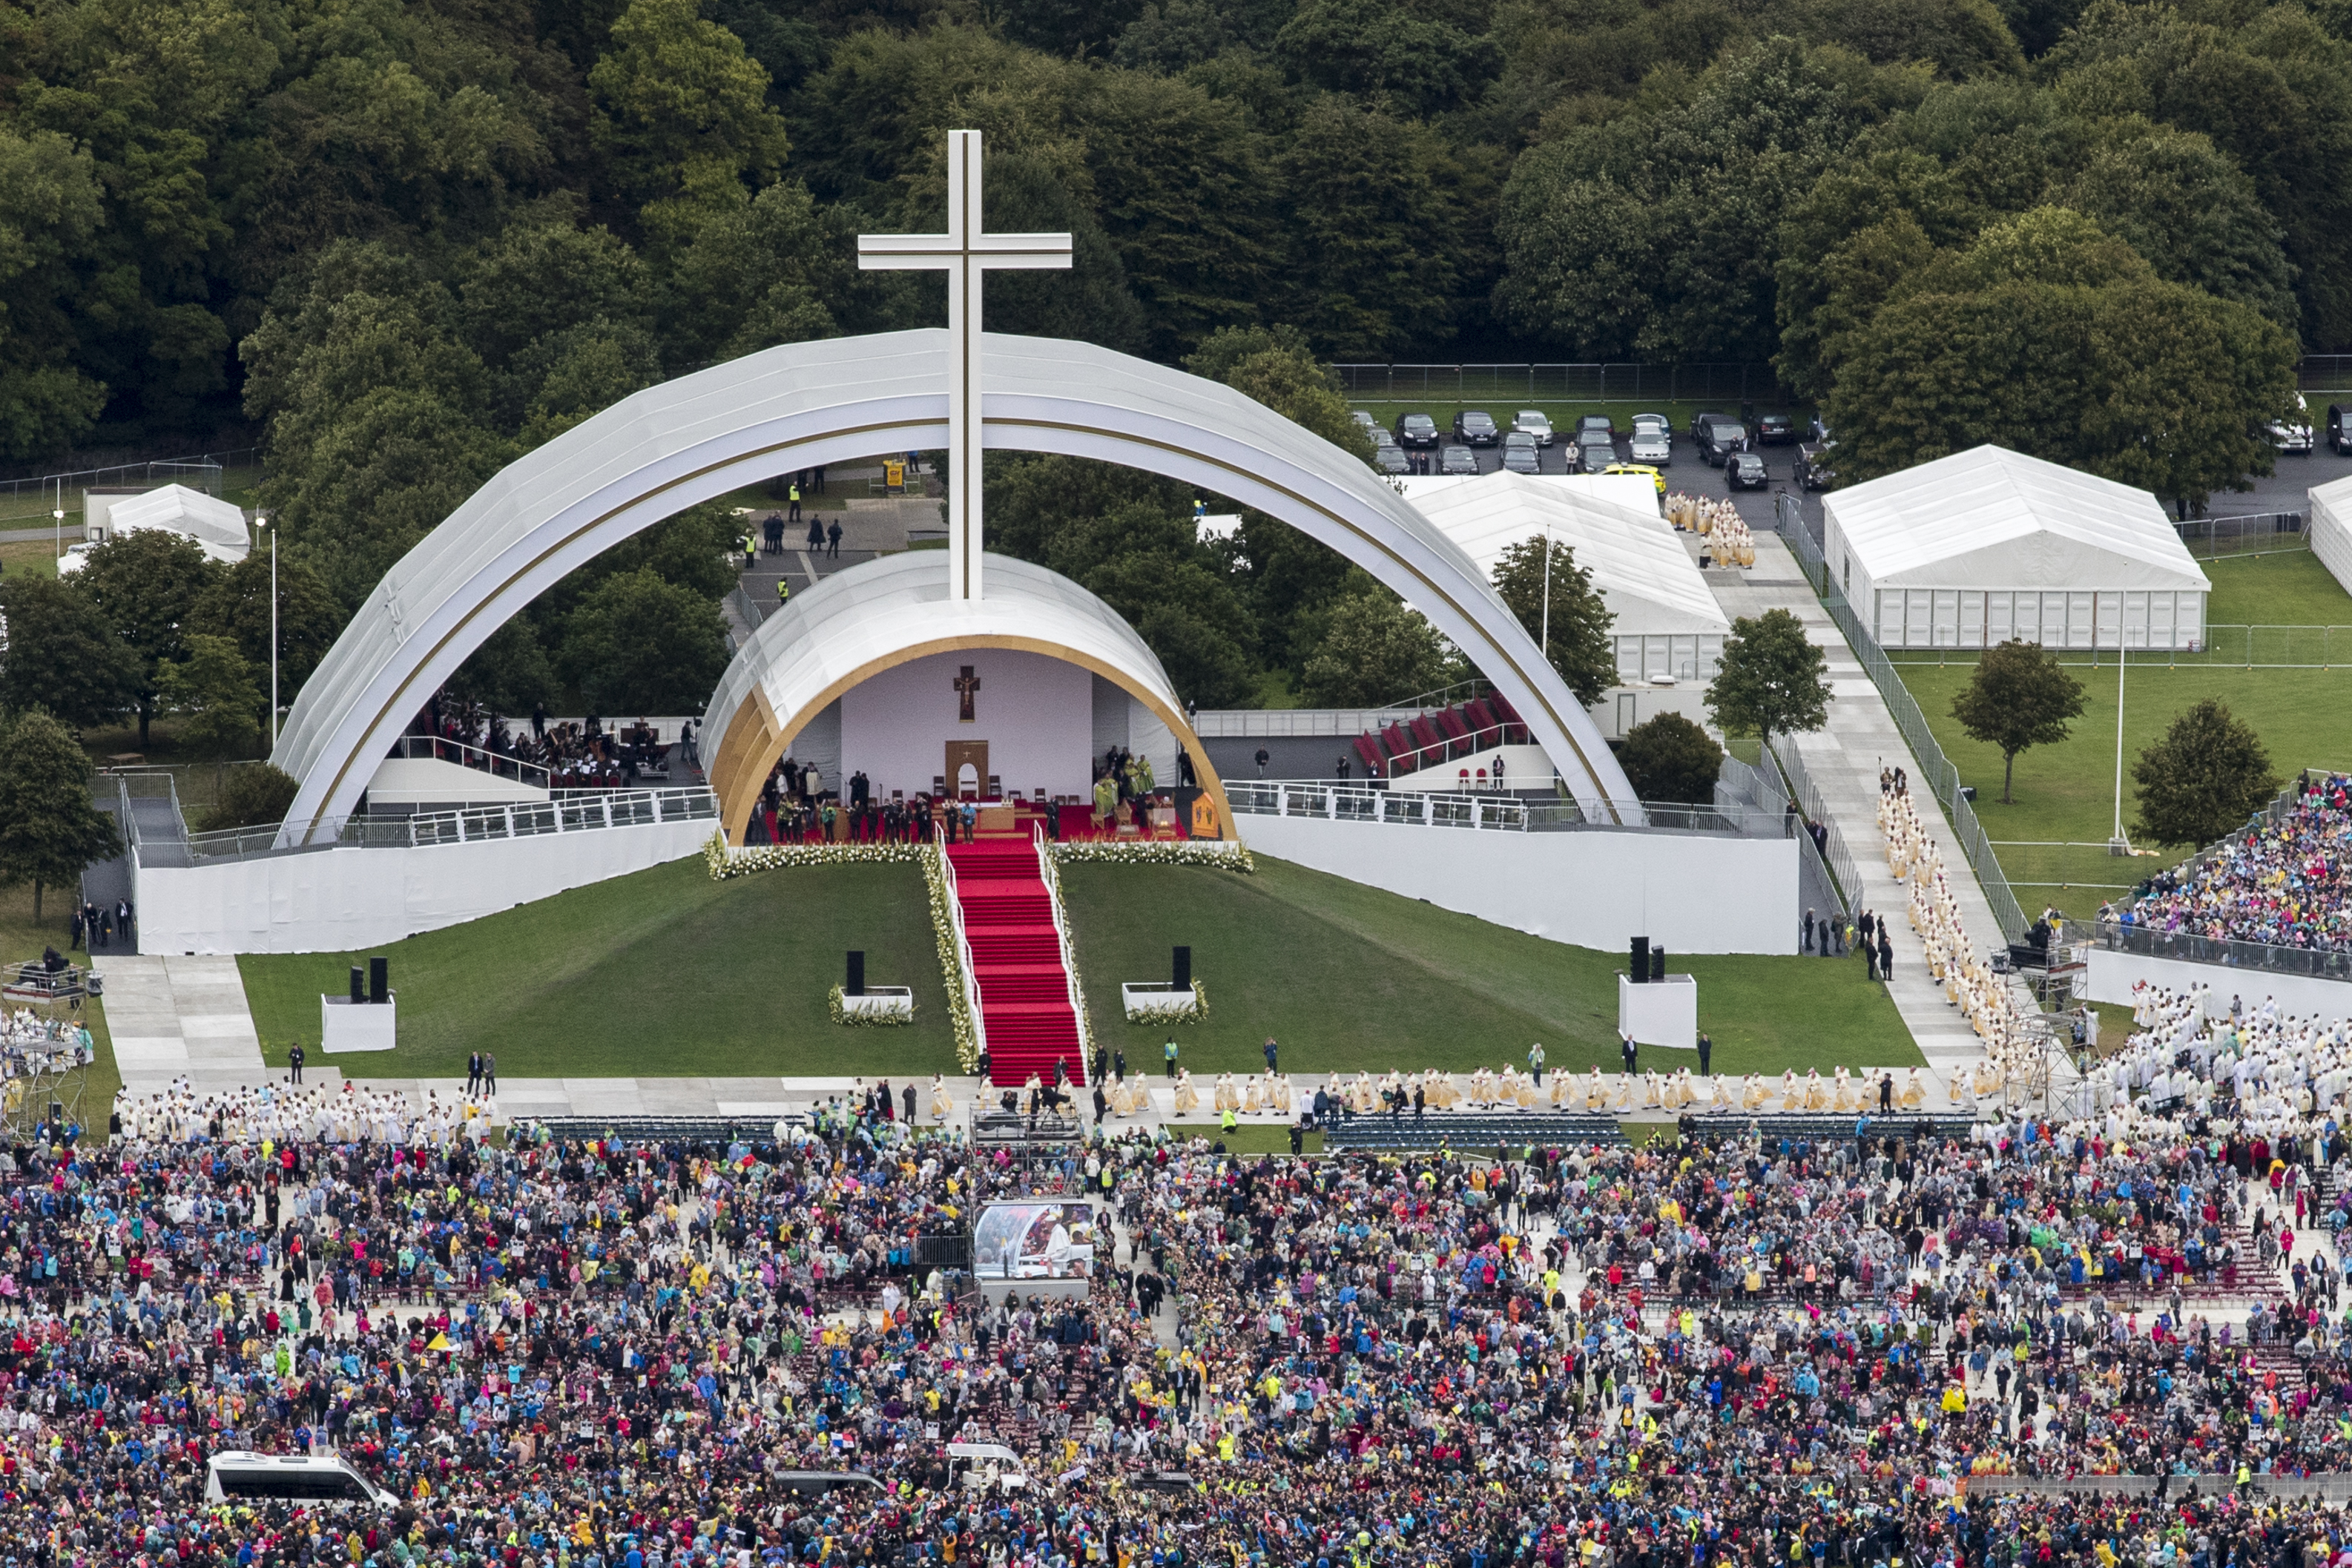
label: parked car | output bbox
[1725,451,1769,490]
[1439,444,1481,475]
[1575,429,1618,470]
[1373,443,1409,475]
[1753,411,1796,445]
[1604,461,1666,495]
[1512,409,1554,447]
[1794,440,1838,492]
[1576,414,1614,437]
[1452,409,1501,446]
[1693,413,1747,466]
[2270,392,2314,455]
[1628,413,1671,466]
[2331,403,2352,455]
[1394,412,1440,449]
[1351,410,1381,440]
[1501,430,1542,472]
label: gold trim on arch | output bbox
[709,635,1233,849]
[298,406,1617,842]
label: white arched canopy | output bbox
[703,550,1234,843]
[273,329,1636,843]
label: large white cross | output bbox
[859,130,1072,602]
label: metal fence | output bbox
[1768,736,1860,915]
[2298,356,2352,391]
[1772,493,2028,943]
[2178,511,2309,560]
[0,448,259,525]
[1225,779,1784,836]
[1328,363,1790,405]
[2090,920,2352,982]
[1889,624,2352,669]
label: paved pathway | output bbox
[1700,530,2050,1089]
[95,955,266,1085]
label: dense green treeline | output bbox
[0,0,2330,720]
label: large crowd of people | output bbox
[23,1021,2352,1563]
[2110,772,2352,952]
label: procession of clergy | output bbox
[111,1077,498,1146]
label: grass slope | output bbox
[238,857,957,1079]
[1898,659,2352,924]
[1061,857,1920,1078]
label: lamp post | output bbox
[2109,623,2127,854]
[256,513,278,749]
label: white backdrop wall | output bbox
[136,820,711,955]
[840,649,1093,800]
[1235,815,1798,953]
[2083,945,2352,1019]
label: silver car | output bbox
[1512,410,1554,447]
[1628,413,1671,467]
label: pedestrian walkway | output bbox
[1702,531,2045,1087]
[95,955,266,1086]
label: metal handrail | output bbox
[1223,779,1778,836]
[179,786,717,861]
[1031,824,1094,1074]
[390,734,552,791]
[1768,735,1861,909]
[932,827,988,1063]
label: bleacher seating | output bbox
[1325,1111,1628,1150]
[1348,693,1534,782]
[1684,1113,1980,1143]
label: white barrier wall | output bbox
[2083,944,2352,1018]
[136,820,712,955]
[2313,475,2352,600]
[1235,814,1798,954]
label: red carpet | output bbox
[946,840,1084,1087]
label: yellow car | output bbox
[1605,461,1666,495]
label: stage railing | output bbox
[181,786,718,861]
[1031,824,1094,1080]
[932,828,988,1065]
[1225,780,1780,836]
[389,734,552,792]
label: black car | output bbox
[1439,444,1481,475]
[1693,413,1747,466]
[1453,409,1501,446]
[1501,430,1541,473]
[1753,412,1795,445]
[1373,443,1409,475]
[1575,430,1617,470]
[1794,441,1837,491]
[1576,414,1614,438]
[2332,405,2352,456]
[1395,413,1440,449]
[1725,451,1768,490]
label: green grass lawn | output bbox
[238,857,959,1078]
[2204,550,2352,627]
[1061,857,1919,1077]
[1897,660,2352,923]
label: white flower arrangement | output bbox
[1052,839,1254,873]
[705,831,926,880]
[829,985,915,1027]
[1122,980,1210,1024]
[922,843,984,1073]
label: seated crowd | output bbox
[2110,773,2352,952]
[416,699,678,792]
[24,1014,2352,1566]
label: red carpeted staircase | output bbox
[946,839,1084,1086]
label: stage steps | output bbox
[946,839,1085,1087]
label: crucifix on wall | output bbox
[857,131,1073,605]
[953,664,981,722]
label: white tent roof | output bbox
[1403,471,1727,638]
[106,484,251,563]
[1824,445,2209,594]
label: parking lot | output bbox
[1368,401,2352,550]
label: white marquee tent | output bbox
[1406,472,1729,687]
[2310,473,2352,599]
[102,484,251,564]
[1822,445,2209,651]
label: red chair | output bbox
[1353,734,1386,777]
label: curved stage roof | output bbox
[702,550,1229,841]
[273,329,1636,843]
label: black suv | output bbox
[1753,412,1795,445]
[1693,413,1747,466]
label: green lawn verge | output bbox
[237,856,958,1078]
[2203,550,2352,628]
[1896,660,2352,923]
[1061,857,1919,1078]
[0,883,119,1132]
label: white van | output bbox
[204,1452,397,1507]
